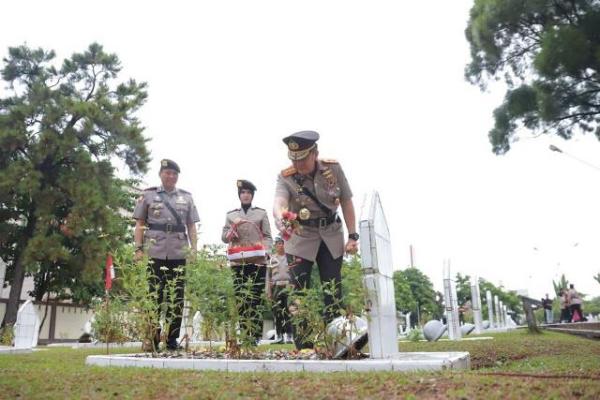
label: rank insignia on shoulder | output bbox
[320,158,338,164]
[227,208,241,213]
[281,166,297,177]
[144,186,157,191]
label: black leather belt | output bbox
[298,214,339,228]
[147,223,186,233]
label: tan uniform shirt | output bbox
[275,159,352,262]
[133,186,200,260]
[221,206,273,266]
[269,253,291,283]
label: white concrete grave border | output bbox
[86,351,470,372]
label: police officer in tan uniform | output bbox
[273,130,359,348]
[133,159,200,351]
[222,180,272,344]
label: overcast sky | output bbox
[2,1,600,301]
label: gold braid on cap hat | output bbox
[289,143,316,160]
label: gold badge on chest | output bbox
[298,207,311,220]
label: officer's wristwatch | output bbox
[348,233,359,241]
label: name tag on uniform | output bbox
[154,196,162,202]
[176,196,187,205]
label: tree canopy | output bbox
[466,0,600,154]
[393,267,442,325]
[0,43,150,328]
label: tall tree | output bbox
[465,0,600,154]
[552,273,570,297]
[392,270,417,315]
[0,43,150,328]
[400,267,442,325]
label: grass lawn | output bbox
[1,330,599,399]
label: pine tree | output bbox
[466,0,600,154]
[0,43,150,328]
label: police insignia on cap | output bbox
[161,160,168,167]
[288,140,299,150]
[237,180,243,187]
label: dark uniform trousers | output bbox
[150,258,185,348]
[272,285,293,337]
[232,264,266,342]
[289,241,344,347]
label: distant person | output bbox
[567,284,584,323]
[267,236,294,344]
[558,289,571,323]
[541,293,553,324]
[222,180,273,344]
[133,159,200,351]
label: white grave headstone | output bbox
[470,276,483,334]
[191,311,202,342]
[359,191,398,358]
[494,295,501,328]
[498,300,504,328]
[443,260,461,340]
[178,300,192,341]
[14,300,40,349]
[486,290,494,328]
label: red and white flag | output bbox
[105,254,115,291]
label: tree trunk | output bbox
[1,256,26,328]
[1,210,36,329]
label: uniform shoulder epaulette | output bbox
[281,166,297,177]
[252,206,265,211]
[227,208,240,213]
[143,186,157,192]
[320,158,338,164]
[178,189,191,194]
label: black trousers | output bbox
[232,264,266,341]
[272,284,293,337]
[288,241,343,348]
[150,258,185,348]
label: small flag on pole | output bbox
[105,254,115,291]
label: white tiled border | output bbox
[0,346,33,355]
[86,352,470,372]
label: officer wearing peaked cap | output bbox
[273,130,359,349]
[133,158,200,351]
[222,179,272,345]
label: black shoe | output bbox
[274,338,284,344]
[167,341,182,351]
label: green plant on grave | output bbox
[160,265,185,350]
[91,297,129,344]
[184,248,236,346]
[289,280,352,358]
[407,328,423,342]
[0,324,14,346]
[113,246,160,353]
[236,270,270,351]
[341,255,368,318]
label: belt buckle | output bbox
[166,224,173,233]
[318,217,327,228]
